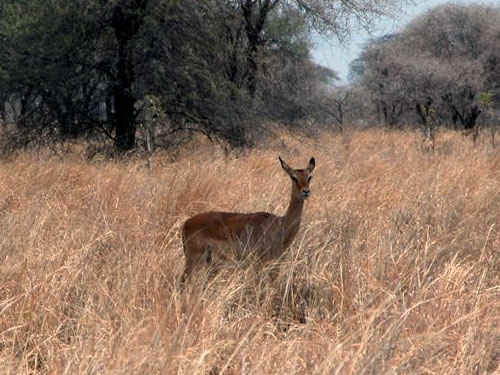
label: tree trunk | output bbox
[19,90,33,128]
[114,83,136,150]
[246,44,259,98]
[0,99,6,127]
[114,38,136,150]
[241,0,275,98]
[111,0,147,151]
[464,105,482,130]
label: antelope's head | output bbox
[279,156,315,200]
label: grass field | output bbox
[0,129,499,374]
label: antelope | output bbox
[181,156,315,282]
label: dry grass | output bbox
[0,129,499,375]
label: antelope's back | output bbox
[183,211,277,242]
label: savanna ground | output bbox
[0,129,499,375]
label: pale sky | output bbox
[312,0,496,84]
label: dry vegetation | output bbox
[0,129,499,374]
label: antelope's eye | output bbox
[308,175,313,182]
[291,176,299,184]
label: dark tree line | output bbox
[0,0,411,152]
[2,2,497,153]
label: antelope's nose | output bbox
[302,190,310,199]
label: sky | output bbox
[311,0,495,84]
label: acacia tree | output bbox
[315,85,352,133]
[1,0,226,150]
[350,35,414,127]
[401,4,498,131]
[235,0,414,98]
[353,3,500,133]
[0,1,107,140]
[0,0,146,149]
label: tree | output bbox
[316,85,350,133]
[0,1,107,142]
[110,0,149,150]
[235,0,413,98]
[352,3,500,134]
[401,4,496,131]
[350,35,413,127]
[1,0,225,151]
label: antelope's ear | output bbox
[306,157,315,173]
[279,156,293,176]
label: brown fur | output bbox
[181,157,315,282]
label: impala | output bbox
[181,156,315,282]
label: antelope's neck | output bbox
[282,193,304,246]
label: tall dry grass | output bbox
[0,129,499,374]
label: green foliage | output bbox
[265,7,310,58]
[478,91,494,109]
